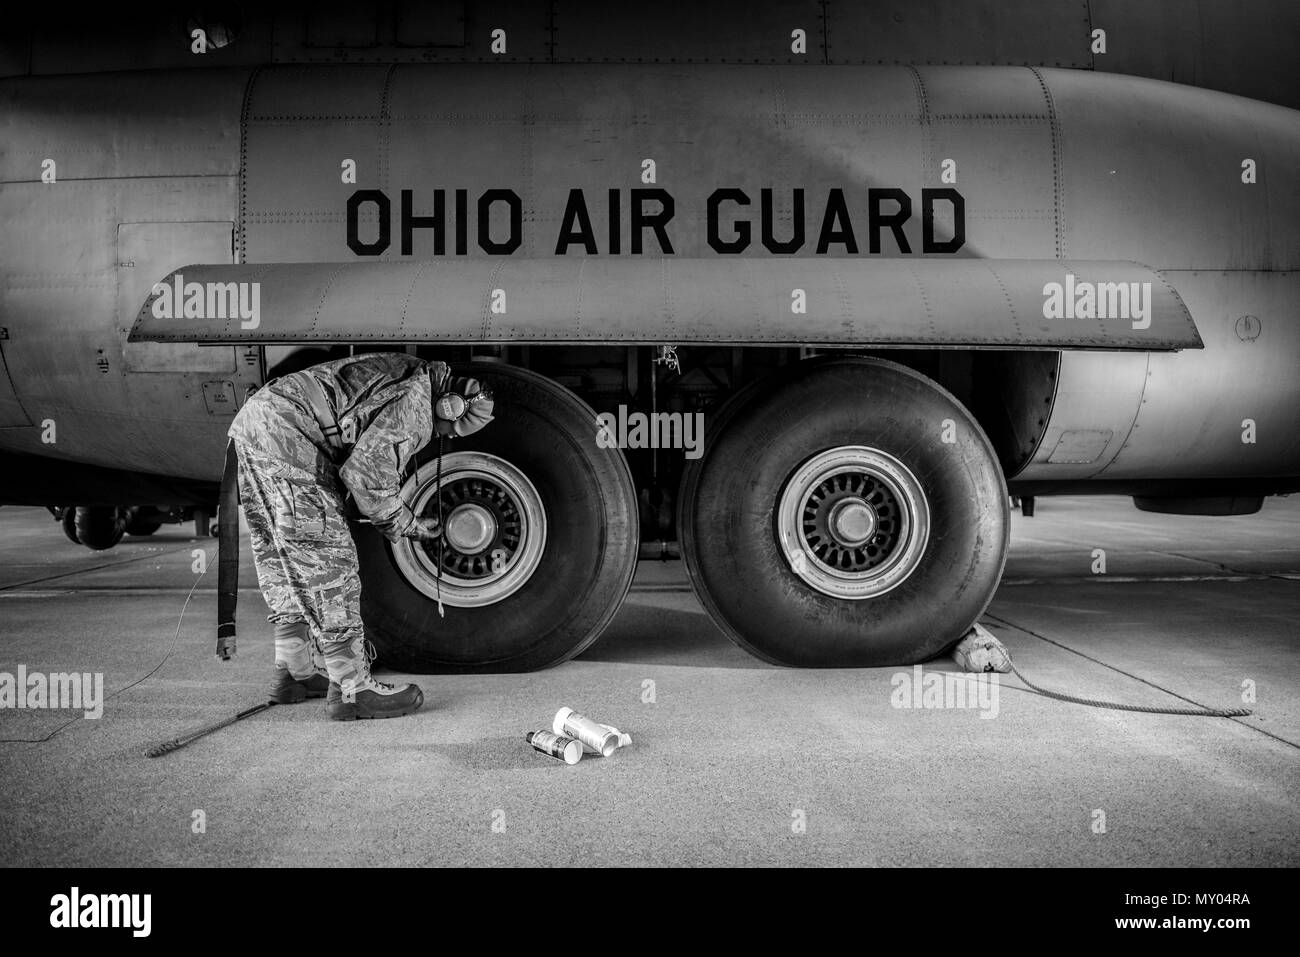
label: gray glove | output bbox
[403,516,442,543]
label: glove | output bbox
[403,516,442,543]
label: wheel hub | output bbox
[777,446,930,600]
[826,497,879,549]
[443,503,497,554]
[391,452,546,608]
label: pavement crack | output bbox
[1162,550,1300,584]
[0,543,209,592]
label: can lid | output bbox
[526,731,536,744]
[552,706,574,735]
[562,739,582,765]
[600,723,630,750]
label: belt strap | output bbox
[299,374,344,453]
[216,438,240,661]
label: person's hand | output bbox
[404,516,442,543]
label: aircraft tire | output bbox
[60,507,80,545]
[124,506,164,536]
[679,356,1009,667]
[355,362,639,673]
[74,505,126,551]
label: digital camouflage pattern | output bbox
[228,353,450,674]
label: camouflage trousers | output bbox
[233,439,365,662]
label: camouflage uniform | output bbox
[228,353,448,688]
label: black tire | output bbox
[60,507,80,545]
[680,356,1009,667]
[124,506,164,537]
[355,362,639,673]
[74,505,126,551]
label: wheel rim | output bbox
[776,446,930,600]
[391,451,547,608]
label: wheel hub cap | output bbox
[827,498,878,548]
[443,503,498,554]
[777,446,930,600]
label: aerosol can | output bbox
[553,707,626,757]
[526,730,583,765]
[584,723,632,754]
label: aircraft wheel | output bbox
[74,506,127,551]
[680,356,1008,666]
[124,506,164,536]
[60,507,80,544]
[355,362,639,673]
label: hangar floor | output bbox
[0,496,1297,866]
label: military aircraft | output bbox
[1,1,1297,670]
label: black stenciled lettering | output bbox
[455,189,468,255]
[816,188,858,254]
[478,188,522,255]
[869,188,911,254]
[555,188,598,254]
[346,189,391,256]
[761,188,804,253]
[707,188,750,254]
[922,188,964,254]
[608,188,621,254]
[631,188,675,254]
[401,189,444,255]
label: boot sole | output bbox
[327,689,424,721]
[269,684,329,705]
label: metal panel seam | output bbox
[397,260,427,338]
[378,62,398,194]
[1029,66,1065,259]
[984,260,1022,341]
[905,65,932,177]
[236,65,263,264]
[1096,351,1152,478]
[482,259,507,338]
[309,263,347,336]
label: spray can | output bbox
[578,723,632,755]
[553,707,620,757]
[526,730,583,765]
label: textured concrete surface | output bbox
[0,496,1296,866]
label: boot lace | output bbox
[358,638,396,691]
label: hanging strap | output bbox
[299,374,345,455]
[216,438,241,661]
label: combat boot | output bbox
[269,620,331,704]
[270,667,329,704]
[323,636,424,720]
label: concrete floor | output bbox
[0,496,1296,866]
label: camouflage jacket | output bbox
[230,353,449,541]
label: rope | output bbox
[2,545,209,745]
[1006,661,1253,718]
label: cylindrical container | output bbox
[526,730,582,765]
[553,707,619,757]
[602,724,632,749]
[577,723,632,755]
